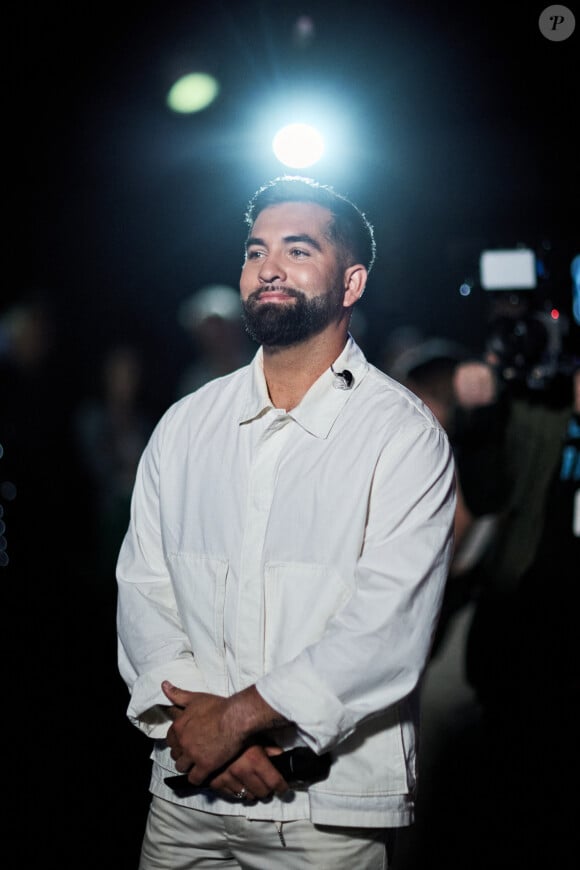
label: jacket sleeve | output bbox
[255,422,456,753]
[116,415,209,738]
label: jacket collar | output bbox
[238,335,369,439]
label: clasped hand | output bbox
[162,681,288,801]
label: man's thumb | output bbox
[161,680,180,701]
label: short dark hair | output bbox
[244,175,376,273]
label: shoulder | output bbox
[358,362,444,432]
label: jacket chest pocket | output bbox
[167,552,229,693]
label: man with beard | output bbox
[116,176,456,868]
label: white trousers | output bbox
[139,796,394,869]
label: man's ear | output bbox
[342,264,368,308]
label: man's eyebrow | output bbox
[245,233,323,252]
[245,236,264,250]
[283,234,323,251]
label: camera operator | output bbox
[452,290,579,868]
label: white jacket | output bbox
[117,337,456,827]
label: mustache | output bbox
[248,286,304,302]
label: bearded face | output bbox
[241,283,344,347]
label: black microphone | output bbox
[331,366,353,389]
[164,747,331,793]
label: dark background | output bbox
[9,0,579,384]
[5,2,579,866]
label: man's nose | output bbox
[258,254,287,283]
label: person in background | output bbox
[386,337,473,547]
[74,342,155,581]
[0,291,90,579]
[116,175,456,869]
[175,284,254,398]
[431,286,579,868]
[1,292,96,853]
[460,360,579,869]
[385,337,509,652]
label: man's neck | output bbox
[262,326,349,412]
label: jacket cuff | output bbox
[126,660,209,738]
[256,660,358,753]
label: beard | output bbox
[241,286,344,348]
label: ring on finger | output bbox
[234,787,248,799]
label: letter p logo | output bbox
[539,5,576,41]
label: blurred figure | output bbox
[0,292,89,578]
[388,337,466,430]
[385,336,506,578]
[71,341,157,864]
[378,324,424,379]
[0,291,93,795]
[175,284,254,397]
[444,275,580,867]
[385,323,578,869]
[461,282,578,707]
[74,342,155,580]
[458,361,579,868]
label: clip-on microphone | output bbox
[331,365,354,389]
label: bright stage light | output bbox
[272,123,325,168]
[167,73,220,114]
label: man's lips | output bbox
[252,288,299,303]
[257,292,293,303]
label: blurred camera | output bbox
[479,248,576,394]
